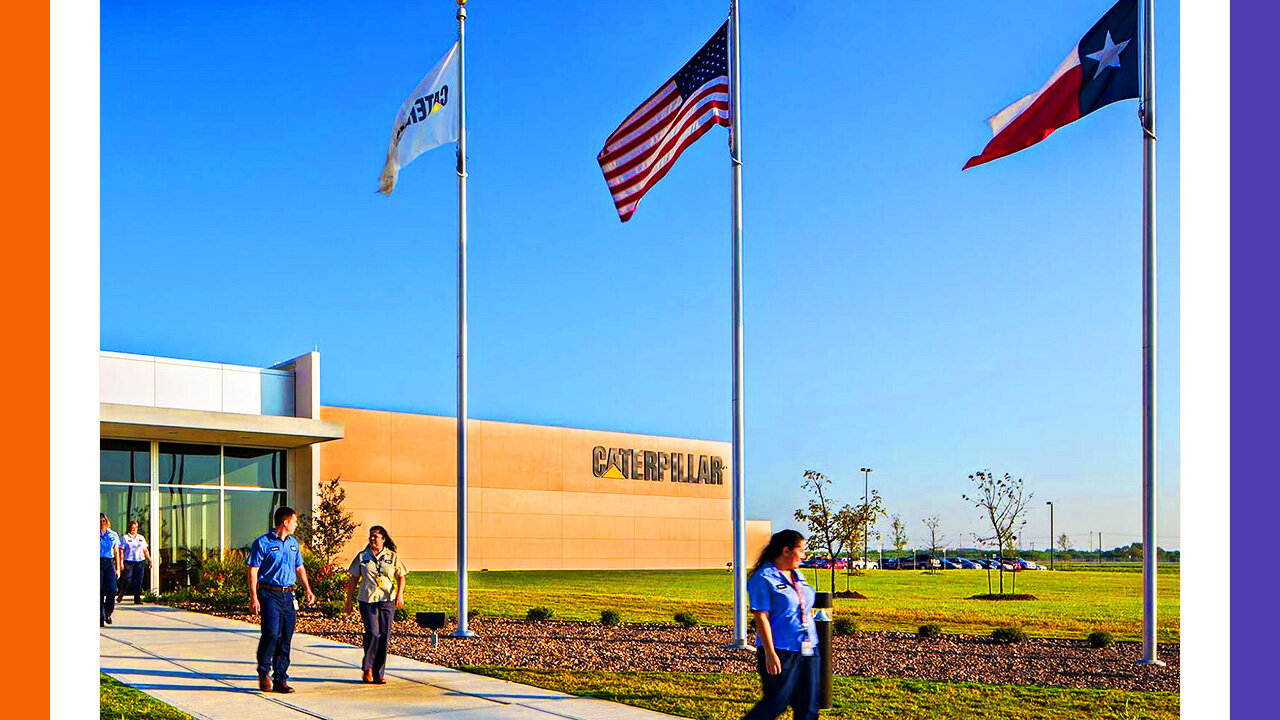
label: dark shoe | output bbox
[374,676,386,685]
[105,616,113,625]
[274,680,295,694]
[362,668,374,684]
[258,674,273,692]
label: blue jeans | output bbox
[742,647,819,720]
[256,590,296,681]
[100,558,117,624]
[119,560,146,602]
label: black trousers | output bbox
[256,590,296,681]
[359,600,395,677]
[119,560,146,602]
[99,558,117,624]
[742,647,819,720]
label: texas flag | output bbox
[964,0,1138,170]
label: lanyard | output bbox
[782,569,806,617]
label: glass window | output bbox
[158,443,220,486]
[101,439,150,484]
[100,484,150,537]
[223,447,286,489]
[158,487,220,591]
[224,490,286,553]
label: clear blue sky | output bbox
[102,0,1181,552]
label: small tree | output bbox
[794,470,849,595]
[962,470,1032,594]
[297,476,360,568]
[889,514,909,561]
[921,515,945,573]
[1057,533,1072,559]
[835,490,885,588]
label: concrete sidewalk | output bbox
[101,604,678,720]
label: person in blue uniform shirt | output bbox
[246,506,316,694]
[743,529,819,720]
[99,513,122,627]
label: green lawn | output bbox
[464,667,1179,720]
[403,565,1179,641]
[100,673,193,720]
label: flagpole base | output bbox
[724,639,751,650]
[452,628,476,638]
[1137,658,1166,667]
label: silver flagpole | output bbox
[1139,0,1160,665]
[453,0,474,638]
[728,0,748,649]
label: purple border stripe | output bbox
[1232,0,1279,715]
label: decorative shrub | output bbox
[527,606,554,621]
[991,625,1028,644]
[317,601,343,618]
[673,612,699,628]
[600,609,622,627]
[394,607,408,623]
[833,616,858,636]
[197,550,248,592]
[467,607,479,620]
[1087,630,1115,649]
[917,623,942,639]
[302,549,350,603]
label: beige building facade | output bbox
[320,406,772,571]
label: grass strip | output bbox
[462,667,1179,720]
[403,567,1179,642]
[100,672,194,720]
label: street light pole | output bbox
[860,467,873,566]
[1046,501,1054,571]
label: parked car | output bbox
[940,558,963,570]
[847,557,878,570]
[914,553,942,570]
[955,558,981,569]
[881,557,900,570]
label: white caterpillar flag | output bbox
[378,42,460,195]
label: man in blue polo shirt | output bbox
[99,514,121,627]
[246,505,316,693]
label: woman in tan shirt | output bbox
[343,525,408,683]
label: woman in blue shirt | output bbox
[743,529,818,720]
[99,513,121,627]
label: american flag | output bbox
[598,22,731,222]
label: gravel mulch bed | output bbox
[204,609,1178,693]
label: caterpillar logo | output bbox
[394,84,450,143]
[591,446,724,485]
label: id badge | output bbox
[293,596,300,611]
[801,640,814,656]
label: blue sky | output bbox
[101,0,1180,552]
